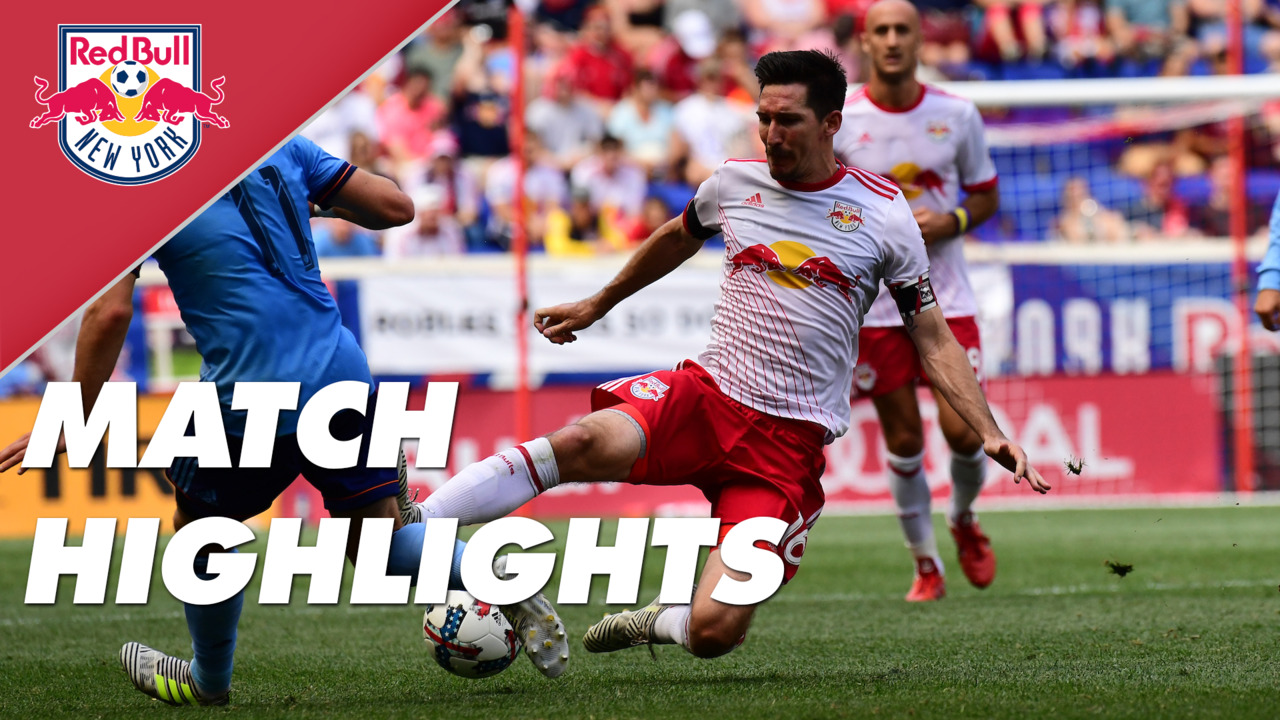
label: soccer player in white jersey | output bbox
[404,49,1047,660]
[834,0,1003,602]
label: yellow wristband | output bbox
[951,207,970,235]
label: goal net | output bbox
[830,75,1279,507]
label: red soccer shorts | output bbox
[853,316,984,399]
[591,360,826,583]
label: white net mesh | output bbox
[945,76,1280,498]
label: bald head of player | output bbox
[753,50,848,185]
[862,0,922,86]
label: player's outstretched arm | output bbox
[906,305,1051,493]
[325,169,415,230]
[0,273,136,474]
[535,216,704,344]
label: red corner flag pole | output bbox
[510,4,532,442]
[1227,0,1254,492]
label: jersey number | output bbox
[229,166,316,275]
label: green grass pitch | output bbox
[1,506,1278,719]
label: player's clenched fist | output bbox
[534,298,604,345]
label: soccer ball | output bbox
[110,61,149,98]
[422,590,522,679]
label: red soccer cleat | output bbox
[905,557,946,602]
[950,512,996,589]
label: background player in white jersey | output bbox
[834,0,1002,603]
[404,50,1047,661]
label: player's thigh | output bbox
[871,384,926,457]
[688,548,758,657]
[929,385,982,454]
[303,399,402,520]
[548,408,645,483]
[330,496,402,565]
[166,442,300,523]
[587,363,731,486]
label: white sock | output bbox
[887,450,942,570]
[949,446,988,524]
[651,605,691,649]
[420,437,561,526]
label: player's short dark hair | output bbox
[754,50,848,120]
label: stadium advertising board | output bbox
[0,395,273,539]
[1011,261,1280,375]
[273,374,1221,524]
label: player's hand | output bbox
[983,436,1051,494]
[913,207,959,244]
[1255,289,1280,331]
[534,298,604,345]
[0,432,62,476]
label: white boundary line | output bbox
[817,491,1280,517]
[3,577,1275,627]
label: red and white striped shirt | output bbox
[835,84,997,325]
[684,158,932,441]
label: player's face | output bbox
[862,4,921,82]
[757,84,839,182]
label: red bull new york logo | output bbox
[30,25,228,185]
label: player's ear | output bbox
[824,110,842,138]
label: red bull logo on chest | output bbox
[826,201,863,233]
[726,240,862,304]
[30,26,228,185]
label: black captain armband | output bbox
[682,199,719,241]
[888,273,938,324]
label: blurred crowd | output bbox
[301,0,1280,256]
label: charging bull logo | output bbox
[827,201,863,233]
[888,162,945,201]
[134,77,229,128]
[30,25,227,185]
[630,376,670,401]
[29,77,125,128]
[726,240,862,304]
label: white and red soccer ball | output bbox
[422,590,522,679]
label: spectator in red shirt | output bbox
[376,68,447,167]
[562,5,634,105]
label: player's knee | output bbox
[947,434,982,456]
[687,618,747,659]
[551,418,637,482]
[883,429,924,457]
[550,423,597,462]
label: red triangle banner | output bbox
[1,0,453,372]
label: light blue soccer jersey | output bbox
[152,137,369,435]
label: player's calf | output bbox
[685,612,749,659]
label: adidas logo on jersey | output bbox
[742,193,764,208]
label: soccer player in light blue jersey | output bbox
[1254,191,1280,331]
[0,137,569,705]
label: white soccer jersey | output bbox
[834,84,997,326]
[685,159,933,441]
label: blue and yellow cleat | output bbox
[119,642,229,707]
